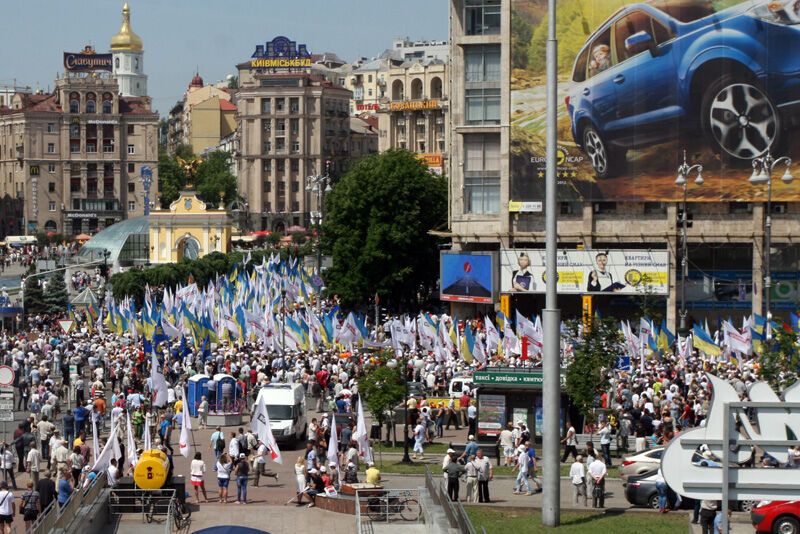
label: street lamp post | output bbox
[388,357,412,464]
[675,151,703,333]
[281,288,286,353]
[306,165,332,313]
[750,150,793,335]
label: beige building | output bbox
[377,60,448,172]
[447,0,800,330]
[0,75,159,237]
[236,57,352,233]
[349,116,379,161]
[167,74,236,155]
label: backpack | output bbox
[237,434,250,455]
[214,433,225,452]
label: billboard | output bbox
[511,0,800,202]
[250,36,311,70]
[440,252,496,303]
[63,48,113,72]
[500,249,669,294]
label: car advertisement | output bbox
[440,252,496,303]
[500,249,669,294]
[511,0,800,202]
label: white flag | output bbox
[90,433,116,474]
[126,412,138,469]
[150,352,169,407]
[143,416,152,451]
[355,398,373,464]
[178,387,193,458]
[327,414,340,470]
[252,392,283,464]
[92,411,100,462]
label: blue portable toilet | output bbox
[187,374,209,417]
[213,373,238,413]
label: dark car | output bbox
[567,0,800,178]
[752,500,800,534]
[624,469,688,509]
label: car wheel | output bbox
[773,516,800,534]
[583,125,624,179]
[738,500,757,512]
[701,74,781,162]
[647,493,660,510]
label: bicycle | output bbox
[365,490,420,522]
[142,491,191,528]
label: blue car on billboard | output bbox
[566,0,800,178]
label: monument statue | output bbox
[176,156,203,190]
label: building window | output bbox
[276,119,286,135]
[115,57,120,69]
[291,159,299,172]
[263,141,272,153]
[128,201,135,211]
[290,98,299,113]
[465,88,501,124]
[69,100,79,114]
[263,160,272,172]
[593,201,617,214]
[644,201,666,215]
[261,98,271,114]
[291,181,299,193]
[103,99,112,114]
[49,201,56,212]
[48,163,55,173]
[291,141,300,154]
[70,124,80,139]
[128,182,135,193]
[277,159,285,172]
[48,182,55,192]
[46,123,55,133]
[263,120,272,133]
[463,133,500,214]
[70,141,80,153]
[86,100,96,114]
[465,45,501,82]
[291,201,299,212]
[127,125,135,134]
[290,118,299,134]
[264,181,271,193]
[275,98,285,112]
[127,144,135,154]
[47,143,55,153]
[465,1,501,35]
[128,163,135,172]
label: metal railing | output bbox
[424,466,477,534]
[26,472,107,534]
[108,487,176,525]
[355,488,422,528]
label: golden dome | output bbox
[110,3,143,51]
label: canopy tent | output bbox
[70,286,99,308]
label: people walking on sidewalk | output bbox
[588,456,607,508]
[569,455,587,506]
[561,421,578,462]
[513,445,532,496]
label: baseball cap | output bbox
[239,453,245,459]
[446,448,455,454]
[468,435,475,440]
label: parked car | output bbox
[623,469,689,510]
[567,0,800,178]
[620,447,663,480]
[752,501,800,534]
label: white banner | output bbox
[500,249,669,295]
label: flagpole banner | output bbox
[510,0,800,203]
[500,249,668,295]
[440,252,497,304]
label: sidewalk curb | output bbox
[379,472,623,482]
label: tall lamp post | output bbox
[675,151,703,333]
[750,150,793,336]
[387,357,412,464]
[306,167,332,312]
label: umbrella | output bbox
[250,230,272,236]
[193,527,270,534]
[74,233,91,241]
[46,231,57,237]
[286,225,306,233]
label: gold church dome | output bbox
[110,3,143,51]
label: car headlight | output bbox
[751,0,800,24]
[757,500,772,507]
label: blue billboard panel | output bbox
[440,252,494,303]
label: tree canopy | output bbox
[322,149,446,310]
[158,146,238,208]
[43,273,68,314]
[357,358,405,427]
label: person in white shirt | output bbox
[498,423,515,466]
[190,452,208,503]
[598,420,613,467]
[513,445,532,495]
[107,458,119,488]
[26,444,42,486]
[0,480,15,533]
[253,440,278,486]
[569,455,587,506]
[412,419,426,459]
[587,457,608,508]
[228,431,240,458]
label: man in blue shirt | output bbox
[73,405,88,435]
[460,435,479,463]
[159,415,173,454]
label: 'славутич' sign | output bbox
[510,0,800,203]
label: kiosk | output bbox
[187,373,209,417]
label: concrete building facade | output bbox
[447,0,800,330]
[236,63,352,233]
[167,74,236,156]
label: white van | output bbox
[258,383,307,443]
[448,376,474,398]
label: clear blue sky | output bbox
[1,0,448,115]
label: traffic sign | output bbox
[0,366,14,387]
[59,320,74,334]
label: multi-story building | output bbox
[349,116,379,161]
[167,73,236,155]
[377,59,448,173]
[0,76,159,237]
[236,36,352,233]
[447,0,800,331]
[385,37,449,63]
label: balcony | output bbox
[275,129,286,136]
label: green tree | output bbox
[23,275,45,315]
[43,273,68,314]
[357,360,405,428]
[758,326,800,393]
[322,149,446,309]
[157,146,187,208]
[511,10,533,70]
[564,317,624,424]
[158,147,237,208]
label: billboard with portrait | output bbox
[510,0,800,203]
[500,249,669,294]
[440,252,496,303]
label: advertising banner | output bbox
[510,0,800,202]
[500,249,669,294]
[440,252,495,303]
[477,394,506,438]
[63,51,112,72]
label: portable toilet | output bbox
[213,373,238,412]
[187,374,209,417]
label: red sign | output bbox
[356,104,380,111]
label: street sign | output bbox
[59,320,74,334]
[0,412,13,422]
[0,366,14,387]
[69,364,78,376]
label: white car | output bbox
[620,447,664,480]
